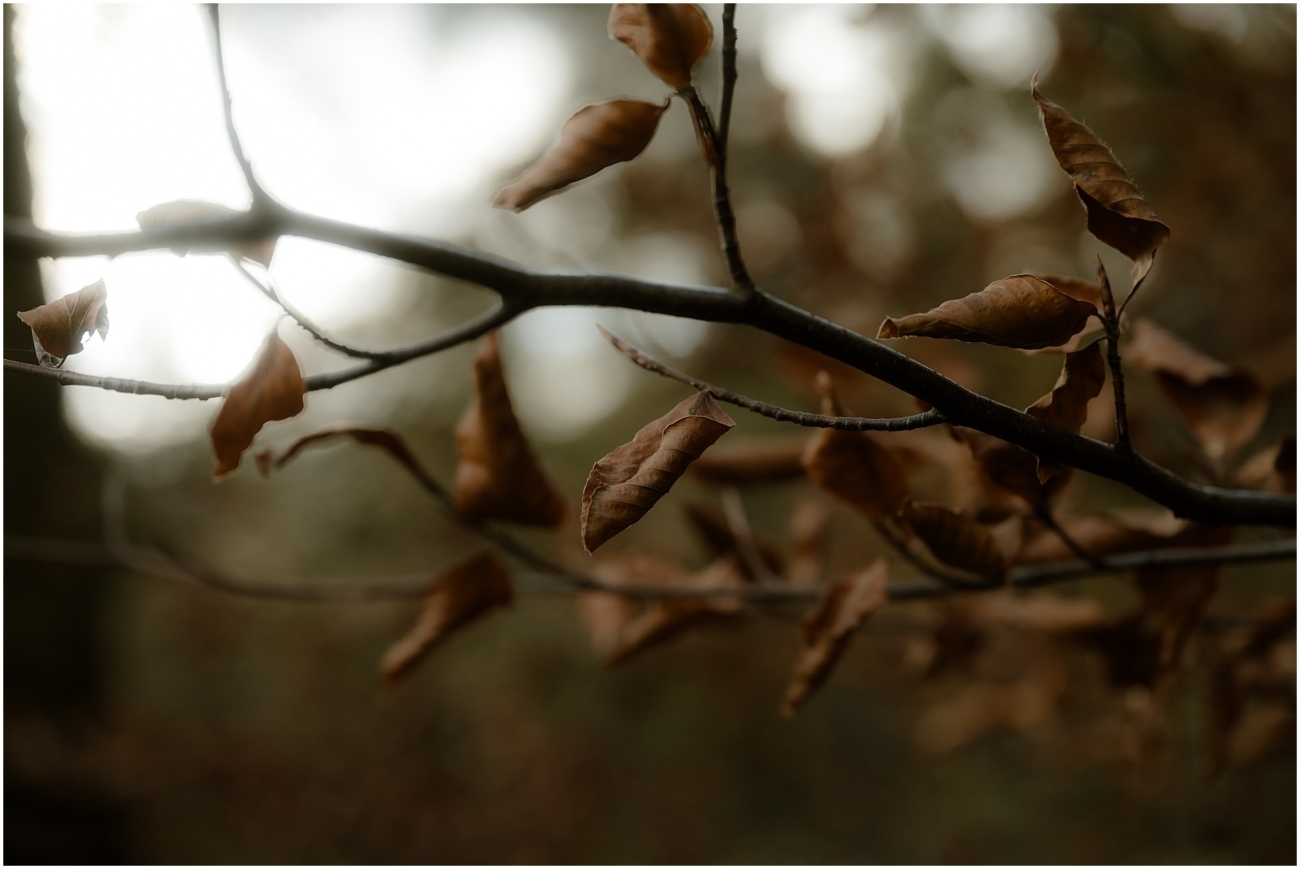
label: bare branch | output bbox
[682,86,756,296]
[232,261,386,360]
[207,5,268,207]
[718,4,738,155]
[1032,504,1106,570]
[3,359,226,399]
[598,325,945,432]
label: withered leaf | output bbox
[1032,82,1170,286]
[689,439,808,484]
[1025,342,1106,482]
[136,200,277,266]
[1020,274,1109,355]
[1125,319,1268,460]
[581,391,735,553]
[255,426,439,494]
[380,552,513,683]
[877,275,1099,350]
[210,332,306,480]
[16,279,110,368]
[494,98,669,212]
[782,559,889,717]
[455,333,566,527]
[608,4,712,91]
[951,427,1066,509]
[903,501,1009,582]
[802,374,910,519]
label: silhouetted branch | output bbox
[207,5,268,207]
[232,261,385,360]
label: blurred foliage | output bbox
[6,4,1295,863]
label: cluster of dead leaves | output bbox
[494,4,713,211]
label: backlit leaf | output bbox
[455,333,566,527]
[1025,342,1106,481]
[210,332,306,480]
[903,501,1009,582]
[494,98,669,211]
[877,275,1099,350]
[136,200,277,266]
[1032,81,1170,286]
[1125,319,1268,460]
[782,559,889,716]
[608,4,712,91]
[581,391,735,553]
[380,552,513,683]
[16,279,109,368]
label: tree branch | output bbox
[207,5,268,207]
[718,4,738,155]
[682,84,755,296]
[232,260,385,360]
[4,213,1294,527]
[598,325,944,432]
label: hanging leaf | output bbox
[210,332,306,480]
[902,501,1009,582]
[1020,274,1111,355]
[380,552,513,683]
[950,427,1066,510]
[16,279,110,368]
[136,200,277,266]
[494,98,669,212]
[782,559,889,717]
[877,275,1099,350]
[1025,342,1106,482]
[608,4,713,91]
[581,391,735,553]
[1032,81,1170,286]
[454,333,566,527]
[689,439,808,484]
[801,373,910,519]
[1125,319,1268,460]
[255,426,439,494]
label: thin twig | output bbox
[207,5,268,207]
[1096,255,1132,451]
[682,86,755,296]
[598,324,944,432]
[232,260,385,360]
[871,518,991,590]
[718,4,738,155]
[1033,504,1106,570]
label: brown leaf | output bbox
[16,279,110,368]
[877,275,1099,350]
[1018,275,1115,356]
[689,438,808,484]
[454,333,566,527]
[608,4,712,91]
[951,427,1067,509]
[782,559,889,716]
[380,552,513,683]
[1236,435,1296,494]
[1032,81,1170,286]
[494,98,669,211]
[581,392,734,553]
[210,332,306,480]
[1025,342,1106,482]
[1125,319,1268,460]
[255,426,439,493]
[801,374,910,519]
[1015,510,1188,565]
[903,501,1009,582]
[136,200,277,266]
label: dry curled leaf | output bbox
[608,4,712,91]
[689,438,808,484]
[1025,342,1106,482]
[951,427,1066,509]
[802,373,910,519]
[1020,275,1112,356]
[210,332,306,480]
[494,98,669,211]
[455,333,566,527]
[16,279,109,368]
[380,552,513,683]
[255,426,439,493]
[903,501,1009,582]
[782,559,889,717]
[1125,319,1268,460]
[136,200,277,266]
[581,391,734,553]
[878,275,1099,350]
[1033,81,1170,286]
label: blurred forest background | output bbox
[5,4,1295,863]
